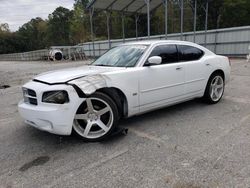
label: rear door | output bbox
[177,45,207,96]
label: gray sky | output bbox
[0,0,75,31]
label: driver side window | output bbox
[149,45,178,64]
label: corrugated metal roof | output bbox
[87,0,163,14]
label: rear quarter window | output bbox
[178,45,204,61]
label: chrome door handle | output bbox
[176,67,182,70]
[206,63,210,66]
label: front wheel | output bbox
[73,92,119,141]
[203,74,225,104]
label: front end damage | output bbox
[68,74,110,96]
[18,74,112,135]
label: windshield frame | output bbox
[91,44,149,68]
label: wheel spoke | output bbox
[75,114,88,120]
[216,83,223,89]
[83,122,92,137]
[210,88,214,98]
[214,77,219,85]
[214,89,219,98]
[97,107,110,116]
[96,120,109,132]
[86,98,94,112]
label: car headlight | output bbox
[42,90,69,104]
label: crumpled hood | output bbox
[34,65,125,84]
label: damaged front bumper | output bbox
[18,81,84,135]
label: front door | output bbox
[139,44,185,111]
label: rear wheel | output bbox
[73,92,119,141]
[203,73,224,104]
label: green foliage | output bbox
[47,7,73,46]
[1,0,250,54]
[70,1,90,43]
[220,0,250,28]
[17,17,48,51]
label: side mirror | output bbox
[145,56,162,66]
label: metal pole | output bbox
[163,0,168,39]
[204,0,208,47]
[214,15,221,54]
[193,0,197,42]
[145,0,150,38]
[122,12,125,43]
[106,11,111,49]
[180,0,183,40]
[89,8,95,58]
[135,14,140,39]
[135,15,138,39]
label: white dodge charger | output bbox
[18,40,231,141]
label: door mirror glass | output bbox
[147,56,162,65]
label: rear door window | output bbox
[177,45,204,61]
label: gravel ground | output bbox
[0,59,250,188]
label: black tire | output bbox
[73,92,120,142]
[203,73,225,104]
[54,52,63,61]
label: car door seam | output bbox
[138,89,203,107]
[140,78,204,94]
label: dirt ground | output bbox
[0,59,250,188]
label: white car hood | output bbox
[34,65,125,84]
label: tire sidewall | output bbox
[204,73,225,104]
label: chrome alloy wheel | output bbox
[73,97,114,139]
[209,75,224,102]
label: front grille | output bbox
[23,88,38,105]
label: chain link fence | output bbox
[0,49,49,61]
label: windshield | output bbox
[92,45,148,67]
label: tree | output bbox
[0,23,10,33]
[17,17,48,51]
[47,7,73,46]
[70,1,90,43]
[220,0,250,28]
[74,0,89,9]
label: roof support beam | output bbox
[105,0,119,10]
[135,2,147,13]
[162,0,168,39]
[89,7,95,57]
[201,0,209,47]
[121,0,135,12]
[177,0,184,40]
[192,0,197,42]
[105,11,111,49]
[135,14,140,39]
[121,12,125,42]
[204,0,209,47]
[180,0,183,40]
[144,0,150,38]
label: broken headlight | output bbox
[42,90,69,104]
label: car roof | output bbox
[122,40,214,55]
[123,40,196,46]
